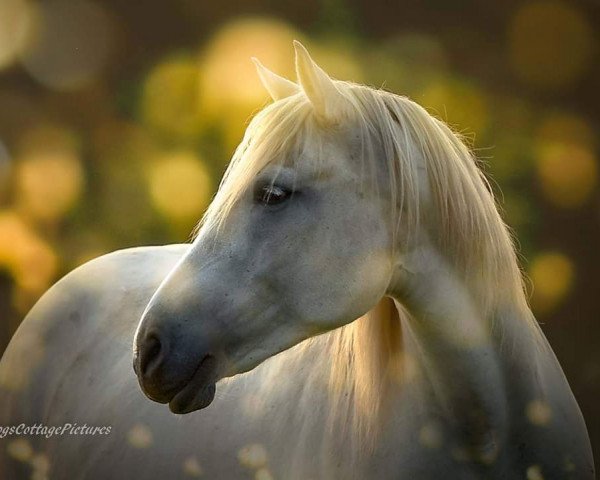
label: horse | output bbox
[0,41,594,480]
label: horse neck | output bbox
[389,235,545,458]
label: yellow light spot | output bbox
[310,40,363,83]
[30,452,50,474]
[15,126,84,222]
[19,0,115,90]
[16,151,84,221]
[0,210,58,296]
[534,112,597,208]
[255,467,274,480]
[201,18,300,107]
[127,423,153,449]
[238,443,268,469]
[0,0,34,70]
[529,252,574,314]
[508,1,595,89]
[147,151,212,222]
[526,464,545,480]
[142,57,205,141]
[535,143,597,208]
[526,399,552,426]
[536,112,595,151]
[182,456,203,477]
[418,423,443,449]
[199,18,302,148]
[6,438,33,462]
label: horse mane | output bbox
[196,80,540,456]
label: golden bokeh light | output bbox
[30,452,50,475]
[141,57,205,141]
[199,17,302,148]
[536,112,595,151]
[6,438,33,462]
[526,399,552,426]
[127,423,153,449]
[508,1,595,89]
[310,39,364,83]
[147,151,212,223]
[0,210,58,296]
[255,468,274,480]
[0,0,34,70]
[529,252,574,314]
[535,143,597,208]
[19,0,115,90]
[534,112,597,208]
[14,126,84,222]
[237,443,268,469]
[526,464,545,480]
[201,17,301,107]
[182,456,204,477]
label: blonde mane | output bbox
[197,79,539,454]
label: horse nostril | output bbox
[139,332,164,378]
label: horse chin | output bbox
[167,355,219,414]
[168,382,216,414]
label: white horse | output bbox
[0,42,594,479]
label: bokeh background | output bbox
[0,0,598,462]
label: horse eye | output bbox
[255,185,292,206]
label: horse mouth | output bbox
[168,355,218,414]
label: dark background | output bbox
[0,0,598,464]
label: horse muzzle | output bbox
[133,326,219,414]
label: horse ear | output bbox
[293,40,346,121]
[252,57,299,101]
